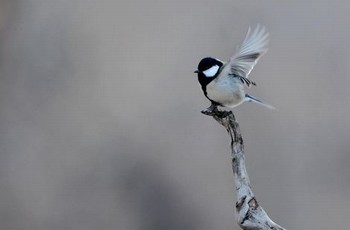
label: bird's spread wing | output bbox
[226,25,269,79]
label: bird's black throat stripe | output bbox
[197,73,224,106]
[198,73,215,93]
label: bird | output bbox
[194,25,275,113]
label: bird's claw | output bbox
[201,105,231,118]
[201,103,217,115]
[201,109,213,115]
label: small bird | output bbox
[194,25,275,112]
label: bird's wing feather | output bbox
[225,25,269,78]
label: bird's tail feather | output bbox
[245,94,275,110]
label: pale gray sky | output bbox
[1,1,350,229]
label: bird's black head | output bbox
[194,57,223,77]
[194,57,223,88]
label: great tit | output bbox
[195,25,275,112]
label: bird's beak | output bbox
[194,70,199,74]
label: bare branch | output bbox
[202,109,286,230]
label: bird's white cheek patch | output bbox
[203,65,219,77]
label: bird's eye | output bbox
[203,65,219,77]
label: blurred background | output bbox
[1,0,350,229]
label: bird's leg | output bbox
[202,102,218,115]
[201,103,231,118]
[201,102,219,115]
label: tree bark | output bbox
[202,109,286,230]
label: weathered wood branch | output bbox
[202,109,286,230]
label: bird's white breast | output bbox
[206,74,245,108]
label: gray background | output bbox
[1,0,350,229]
